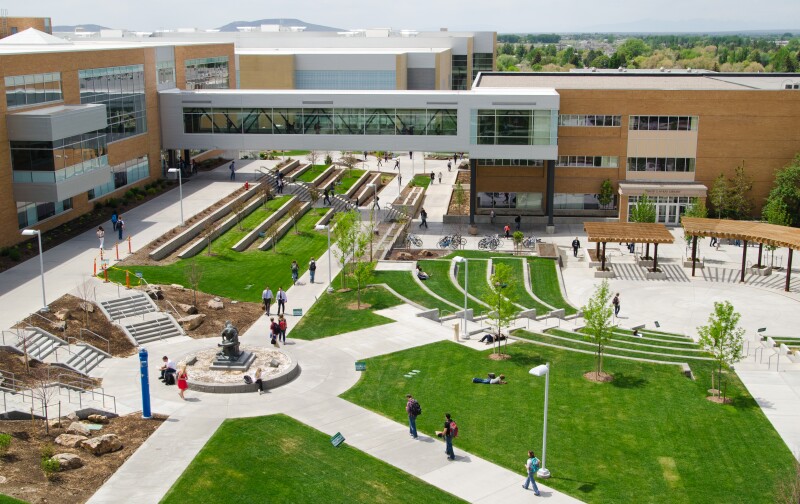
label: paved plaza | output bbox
[2,156,798,503]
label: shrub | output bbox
[135,194,145,201]
[147,188,158,196]
[40,443,54,461]
[93,202,103,212]
[8,248,21,261]
[124,190,136,199]
[325,154,333,165]
[0,433,10,455]
[41,457,60,479]
[0,247,9,257]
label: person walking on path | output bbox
[176,364,189,400]
[376,156,382,168]
[430,172,435,184]
[323,187,331,206]
[406,394,421,439]
[262,286,273,316]
[394,159,400,170]
[447,160,452,172]
[309,258,317,283]
[373,196,380,210]
[522,450,541,495]
[254,367,265,394]
[278,315,288,344]
[438,171,442,184]
[419,208,428,229]
[515,214,521,231]
[612,292,621,317]
[572,237,581,257]
[276,287,287,315]
[291,260,299,285]
[229,161,235,180]
[97,226,105,249]
[269,317,279,347]
[490,209,496,224]
[117,215,125,240]
[443,413,456,460]
[504,224,511,239]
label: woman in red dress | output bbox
[177,363,189,400]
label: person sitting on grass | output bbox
[472,374,507,385]
[416,265,430,280]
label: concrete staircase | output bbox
[14,327,67,361]
[0,378,117,420]
[98,292,184,347]
[383,202,410,222]
[56,344,111,375]
[99,293,157,321]
[125,315,184,345]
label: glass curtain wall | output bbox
[79,65,147,142]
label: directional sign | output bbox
[330,432,345,447]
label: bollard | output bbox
[453,323,460,342]
[128,236,132,254]
[104,268,109,283]
[126,270,131,289]
[139,348,152,419]
[93,258,97,276]
[115,242,120,261]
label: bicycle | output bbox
[478,235,500,250]
[522,236,542,249]
[437,235,455,249]
[405,234,423,248]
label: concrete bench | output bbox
[680,363,695,380]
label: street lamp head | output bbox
[314,224,328,231]
[529,364,549,377]
[452,256,465,263]
[21,229,39,236]
[167,168,180,174]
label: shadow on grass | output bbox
[552,476,598,494]
[730,393,760,410]
[610,373,648,389]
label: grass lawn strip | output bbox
[418,260,484,312]
[614,328,691,340]
[213,195,291,250]
[337,169,367,192]
[371,270,458,314]
[442,250,514,260]
[297,164,329,183]
[161,414,464,504]
[411,174,431,188]
[341,341,795,504]
[108,208,329,303]
[288,285,403,340]
[553,328,706,353]
[454,258,492,306]
[607,331,701,348]
[492,258,553,313]
[528,257,577,315]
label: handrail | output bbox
[79,328,110,355]
[767,351,781,371]
[56,341,90,372]
[27,311,59,330]
[1,329,21,347]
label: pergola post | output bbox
[653,243,659,271]
[691,235,698,277]
[596,241,600,258]
[601,242,607,271]
[786,249,794,292]
[740,240,748,282]
[757,243,763,268]
[645,242,650,259]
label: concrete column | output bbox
[469,158,477,225]
[757,243,763,268]
[691,235,698,277]
[786,249,794,292]
[740,240,748,282]
[545,160,555,233]
[653,243,659,271]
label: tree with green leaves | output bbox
[483,262,518,356]
[512,231,523,255]
[697,301,745,403]
[582,279,614,380]
[709,173,730,219]
[331,210,360,289]
[763,154,800,227]
[762,197,792,266]
[339,154,360,175]
[682,197,708,248]
[629,193,656,258]
[727,162,753,219]
[598,179,614,209]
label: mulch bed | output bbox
[0,413,167,504]
[584,371,614,383]
[455,170,470,185]
[388,249,448,261]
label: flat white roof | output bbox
[476,73,798,91]
[236,47,449,56]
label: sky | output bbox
[20,0,800,33]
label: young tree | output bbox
[683,197,708,248]
[512,231,524,256]
[185,260,203,306]
[581,279,614,380]
[265,219,281,253]
[598,179,614,210]
[728,162,753,219]
[306,150,320,167]
[764,154,800,227]
[483,262,518,356]
[288,202,303,235]
[233,199,247,231]
[202,220,215,256]
[453,182,467,214]
[75,279,97,329]
[30,368,60,435]
[697,301,745,402]
[309,187,321,207]
[261,181,273,208]
[709,173,730,219]
[629,193,657,258]
[339,154,360,175]
[332,210,360,289]
[350,228,374,308]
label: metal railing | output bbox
[27,311,59,330]
[1,328,22,347]
[79,328,110,355]
[57,339,90,373]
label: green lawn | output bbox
[297,164,330,183]
[337,169,366,193]
[212,195,290,249]
[341,341,795,504]
[161,414,464,504]
[0,495,27,504]
[371,270,458,314]
[411,174,431,188]
[289,285,403,340]
[109,208,330,302]
[282,150,311,156]
[492,258,553,314]
[454,258,492,302]
[528,257,577,315]
[418,260,484,312]
[442,250,512,260]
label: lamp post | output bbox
[452,256,469,339]
[167,167,184,226]
[21,229,48,312]
[368,182,378,219]
[314,224,334,293]
[529,363,551,479]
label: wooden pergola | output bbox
[682,217,800,291]
[583,222,675,272]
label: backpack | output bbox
[410,400,422,417]
[309,261,316,271]
[530,457,540,473]
[449,420,458,438]
[243,375,253,384]
[279,319,287,331]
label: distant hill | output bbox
[216,18,341,32]
[52,24,110,33]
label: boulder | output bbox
[145,285,164,300]
[81,434,123,456]
[48,418,63,429]
[396,252,413,261]
[66,412,79,421]
[177,303,198,315]
[178,314,206,331]
[87,414,109,424]
[67,422,91,436]
[54,308,71,321]
[170,284,185,290]
[55,434,88,448]
[269,358,280,368]
[54,453,84,471]
[51,321,67,332]
[78,302,95,313]
[419,249,436,257]
[206,298,224,310]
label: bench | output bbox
[631,324,646,331]
[680,363,695,380]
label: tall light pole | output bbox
[21,229,48,312]
[314,224,334,293]
[368,182,378,219]
[452,256,469,339]
[167,167,184,226]
[529,363,551,479]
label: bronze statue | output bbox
[217,321,241,361]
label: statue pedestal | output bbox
[210,351,256,371]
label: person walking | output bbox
[229,161,235,180]
[514,214,522,231]
[490,209,496,224]
[291,260,299,285]
[612,292,621,317]
[97,226,105,249]
[522,450,541,495]
[438,171,442,184]
[409,151,413,160]
[376,156,383,168]
[116,215,125,240]
[406,394,421,439]
[419,208,428,229]
[269,317,279,347]
[447,160,452,172]
[309,257,317,283]
[176,363,189,400]
[262,286,273,316]
[276,287,287,315]
[453,153,458,166]
[504,224,511,239]
[110,211,118,234]
[572,237,581,257]
[323,187,331,206]
[254,367,265,394]
[278,315,288,344]
[443,413,456,460]
[710,236,718,247]
[373,196,380,210]
[430,172,435,185]
[394,159,400,170]
[364,151,368,161]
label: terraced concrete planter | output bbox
[683,259,704,268]
[750,265,773,276]
[594,268,616,278]
[645,269,668,280]
[637,258,654,268]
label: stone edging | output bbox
[232,195,298,252]
[186,354,301,394]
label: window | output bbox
[5,72,62,108]
[452,55,468,90]
[295,70,396,90]
[629,116,698,131]
[476,159,543,167]
[554,193,616,210]
[17,198,72,229]
[474,109,555,146]
[472,53,494,81]
[157,60,176,85]
[476,192,543,211]
[626,157,696,172]
[557,156,618,168]
[185,56,229,90]
[558,114,621,127]
[88,155,150,200]
[10,131,108,183]
[79,65,147,142]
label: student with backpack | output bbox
[522,450,541,495]
[269,317,280,347]
[405,394,421,439]
[278,315,288,344]
[443,412,457,460]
